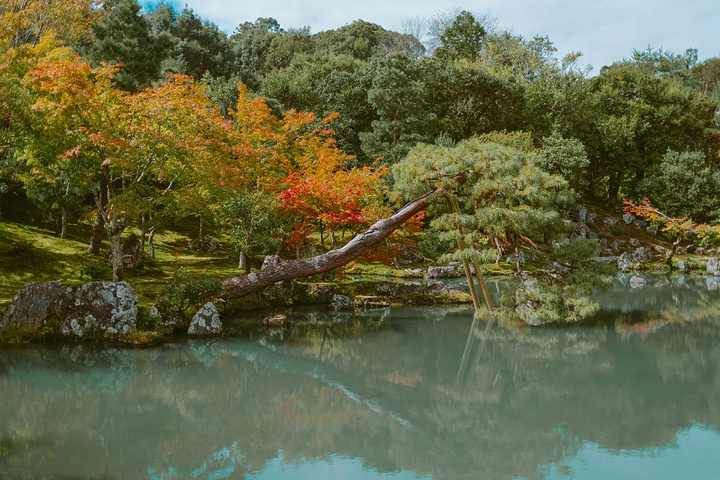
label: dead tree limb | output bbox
[221,188,440,299]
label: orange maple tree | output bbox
[623,198,720,260]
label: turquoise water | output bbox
[1,274,720,479]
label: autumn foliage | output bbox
[1,27,398,277]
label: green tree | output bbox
[642,150,720,223]
[87,0,171,90]
[170,7,234,79]
[221,189,279,273]
[359,53,436,164]
[392,134,610,324]
[232,18,312,90]
[434,10,485,62]
[541,130,590,193]
[421,57,526,142]
[313,20,408,61]
[260,52,374,163]
[583,63,716,201]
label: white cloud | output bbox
[170,0,718,68]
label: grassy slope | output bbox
[0,220,243,309]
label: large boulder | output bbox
[1,281,138,341]
[303,283,337,304]
[188,302,221,336]
[122,234,141,270]
[396,244,425,265]
[603,217,618,226]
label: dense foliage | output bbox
[1,1,719,323]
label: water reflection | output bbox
[521,424,720,480]
[1,275,720,479]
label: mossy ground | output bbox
[0,220,246,310]
[1,203,710,314]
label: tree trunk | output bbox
[140,215,146,252]
[108,230,124,282]
[222,189,437,299]
[607,172,621,204]
[198,217,204,239]
[52,185,67,239]
[88,181,108,255]
[59,206,67,239]
[238,251,250,274]
[148,226,156,258]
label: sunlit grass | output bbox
[0,220,248,309]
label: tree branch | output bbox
[221,188,440,299]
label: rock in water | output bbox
[617,252,634,272]
[707,257,719,276]
[330,294,353,311]
[427,265,458,278]
[188,302,222,336]
[1,281,138,340]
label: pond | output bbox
[1,273,720,479]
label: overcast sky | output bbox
[148,0,718,72]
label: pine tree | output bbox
[87,0,170,90]
[359,53,436,164]
[392,133,613,324]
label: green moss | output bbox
[610,225,627,236]
[120,330,165,347]
[408,292,472,305]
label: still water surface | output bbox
[1,273,720,479]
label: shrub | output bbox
[78,254,111,280]
[419,229,454,260]
[610,225,626,236]
[155,267,222,320]
[585,221,597,230]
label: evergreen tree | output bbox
[359,54,436,165]
[170,7,234,80]
[434,10,485,62]
[87,0,170,90]
[393,134,612,324]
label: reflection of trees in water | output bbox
[1,286,720,479]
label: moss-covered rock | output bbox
[1,280,138,343]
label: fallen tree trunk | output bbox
[221,188,439,299]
